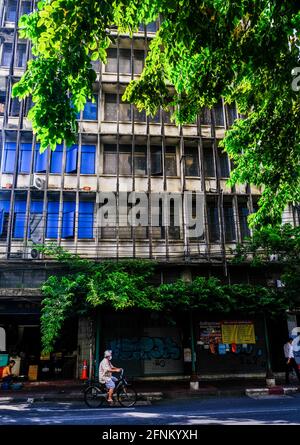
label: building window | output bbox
[133,106,146,122]
[5,1,17,22]
[3,142,16,173]
[81,145,96,174]
[151,147,162,175]
[168,200,181,240]
[13,199,26,238]
[223,201,236,242]
[29,200,43,243]
[106,48,144,74]
[46,200,59,239]
[19,142,32,173]
[34,144,47,173]
[200,107,211,125]
[62,201,75,238]
[133,50,144,74]
[207,200,220,242]
[15,44,27,68]
[50,144,63,173]
[65,144,78,173]
[78,201,94,239]
[0,194,11,239]
[104,93,131,121]
[103,145,132,175]
[165,147,177,176]
[83,96,98,120]
[185,147,199,176]
[238,202,250,240]
[0,86,6,115]
[203,146,215,177]
[138,22,157,33]
[227,103,237,126]
[1,43,12,66]
[214,100,224,126]
[20,1,31,16]
[134,146,146,175]
[218,148,230,178]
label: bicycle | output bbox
[84,369,137,408]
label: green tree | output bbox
[13,1,300,227]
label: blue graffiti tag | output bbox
[108,336,181,361]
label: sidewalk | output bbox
[1,376,299,403]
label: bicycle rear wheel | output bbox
[117,386,137,407]
[84,386,105,408]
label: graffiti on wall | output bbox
[108,336,181,361]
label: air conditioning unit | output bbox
[23,247,40,260]
[31,174,46,190]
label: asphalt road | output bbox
[0,394,300,425]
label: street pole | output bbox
[263,312,276,387]
[95,310,101,380]
[189,310,199,390]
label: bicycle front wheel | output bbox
[117,386,137,407]
[84,386,105,408]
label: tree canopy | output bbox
[13,1,300,227]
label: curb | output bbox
[246,386,299,396]
[0,391,164,404]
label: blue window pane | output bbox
[80,145,96,174]
[15,44,27,68]
[31,201,43,213]
[46,201,59,238]
[35,144,47,172]
[19,143,32,173]
[83,97,98,120]
[13,200,26,238]
[20,1,31,16]
[0,209,4,236]
[3,142,16,173]
[50,144,63,173]
[6,1,17,21]
[1,43,13,66]
[62,201,75,238]
[78,201,94,239]
[66,145,78,173]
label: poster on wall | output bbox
[221,321,255,344]
[199,322,222,354]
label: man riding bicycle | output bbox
[99,350,122,403]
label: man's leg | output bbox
[106,379,116,402]
[285,361,291,384]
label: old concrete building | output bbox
[0,0,298,380]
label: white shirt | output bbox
[284,342,294,359]
[99,358,112,383]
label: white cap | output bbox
[104,350,112,357]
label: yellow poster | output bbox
[28,365,38,381]
[221,322,255,344]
